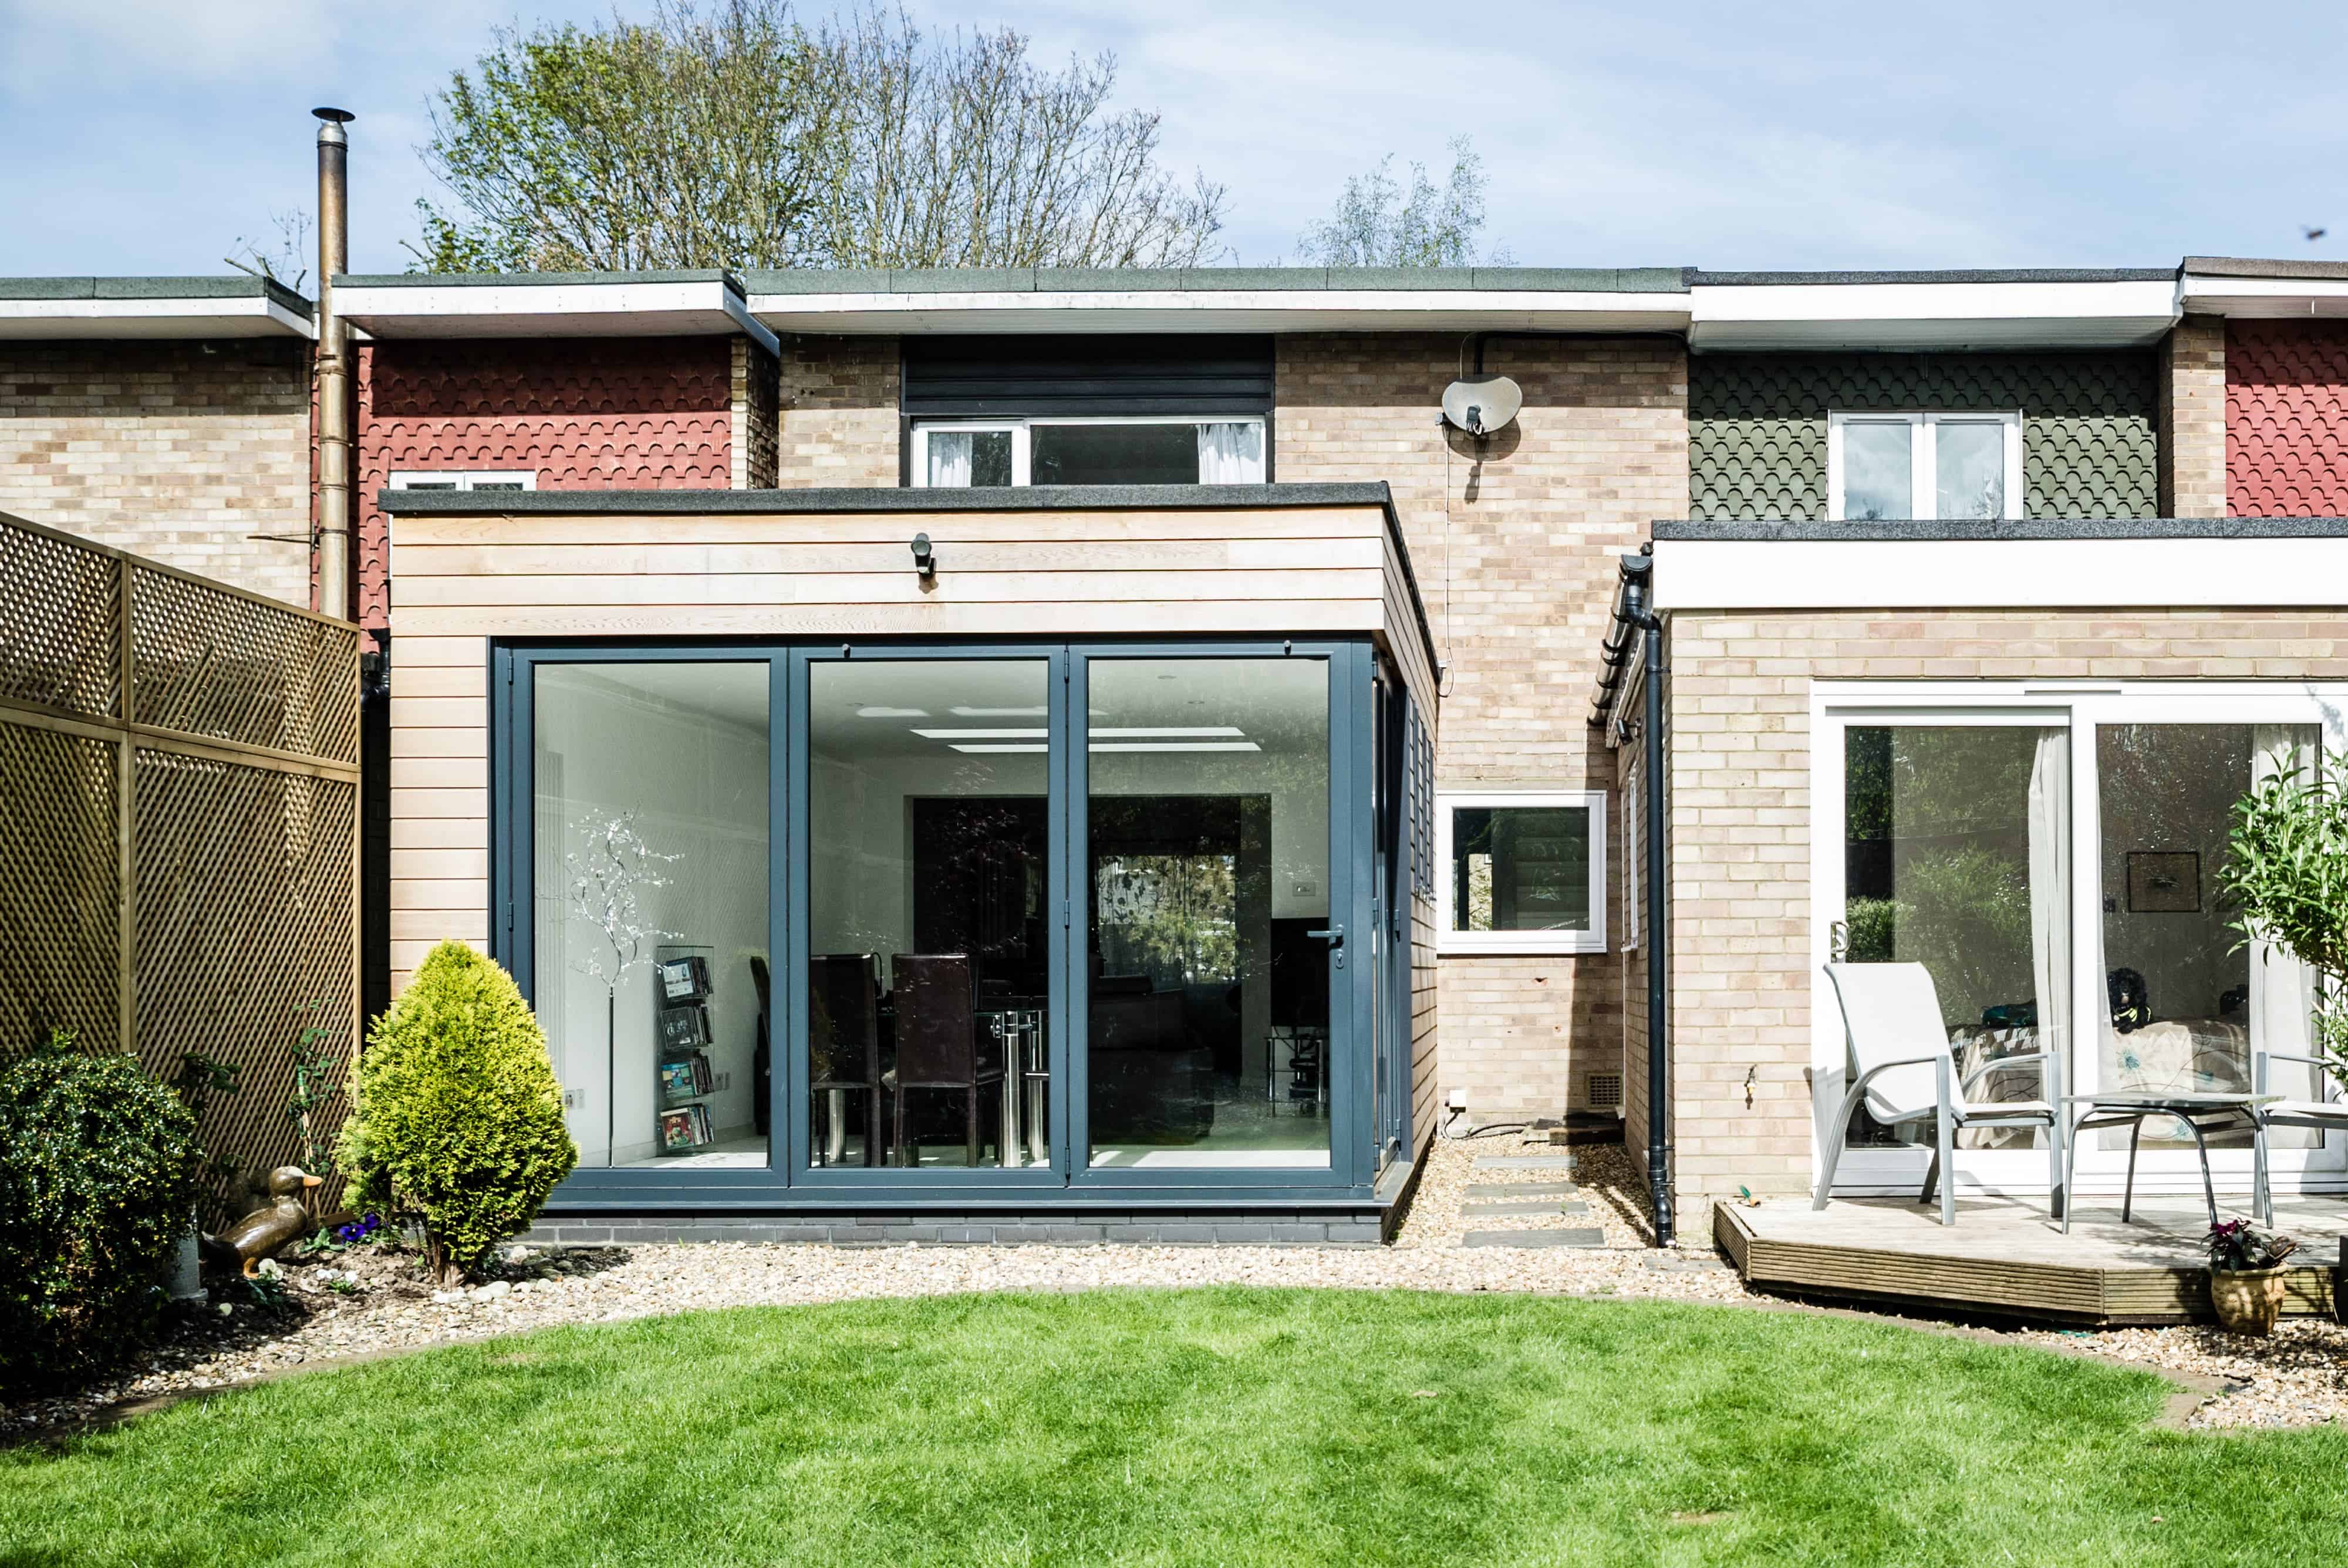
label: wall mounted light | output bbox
[910,533,936,580]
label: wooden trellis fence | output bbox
[0,509,359,1220]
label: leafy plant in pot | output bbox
[2205,1219,2299,1334]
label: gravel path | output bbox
[5,1130,2340,1441]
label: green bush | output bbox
[338,941,575,1281]
[0,1032,201,1394]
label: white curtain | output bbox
[1196,421,1264,484]
[2253,725,2322,1141]
[2026,729,2071,1121]
[926,430,974,486]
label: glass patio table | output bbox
[2058,1091,2278,1234]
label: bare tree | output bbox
[1297,137,1507,268]
[817,10,1226,268]
[414,1,1226,272]
[225,209,313,290]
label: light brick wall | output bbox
[0,339,312,606]
[1664,606,2348,1223]
[2160,316,2227,517]
[1278,333,1689,1120]
[779,336,899,485]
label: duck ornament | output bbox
[202,1167,322,1276]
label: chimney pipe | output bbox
[313,107,354,620]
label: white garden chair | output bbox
[1816,962,2062,1226]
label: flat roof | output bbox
[379,480,1437,674]
[0,275,314,339]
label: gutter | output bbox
[1593,550,1672,1245]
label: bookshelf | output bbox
[653,942,718,1155]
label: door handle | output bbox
[1307,925,1346,969]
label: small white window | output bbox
[911,417,1266,488]
[1621,765,1640,954]
[1436,790,1607,955]
[387,470,539,492]
[1827,411,2019,522]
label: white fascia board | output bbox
[0,295,315,340]
[747,288,1693,335]
[2179,273,2348,319]
[1651,536,2348,611]
[336,280,745,338]
[1689,279,2180,349]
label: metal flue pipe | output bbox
[313,107,354,620]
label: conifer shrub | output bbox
[339,941,575,1281]
[0,1033,201,1393]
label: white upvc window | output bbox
[387,470,538,492]
[1827,411,2021,522]
[911,416,1267,488]
[1621,765,1640,954]
[1435,790,1607,955]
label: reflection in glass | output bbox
[1841,725,2066,1150]
[925,429,1013,486]
[1087,658,1332,1168]
[1033,423,1202,485]
[1840,420,1913,520]
[809,660,1050,1168]
[533,663,770,1168]
[1934,420,2006,519]
[2096,724,2323,1150]
[1448,807,1590,932]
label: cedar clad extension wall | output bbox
[2228,320,2348,516]
[1276,333,1689,1120]
[0,339,312,606]
[1690,352,2159,519]
[355,338,737,630]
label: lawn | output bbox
[5,1289,2346,1566]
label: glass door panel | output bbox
[2091,722,2323,1151]
[807,659,1052,1170]
[1083,657,1333,1170]
[531,661,771,1170]
[1838,724,2069,1153]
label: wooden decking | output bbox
[1718,1195,2346,1325]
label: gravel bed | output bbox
[5,1130,2339,1441]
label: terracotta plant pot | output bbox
[2208,1265,2289,1335]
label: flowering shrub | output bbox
[2207,1219,2299,1272]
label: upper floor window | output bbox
[1827,411,2019,522]
[912,418,1266,488]
[387,470,538,492]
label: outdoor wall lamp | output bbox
[910,533,936,580]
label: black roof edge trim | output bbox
[1652,518,2348,541]
[380,482,1442,680]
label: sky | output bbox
[1,0,2343,281]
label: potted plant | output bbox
[2205,1219,2300,1334]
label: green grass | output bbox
[5,1289,2346,1566]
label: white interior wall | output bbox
[533,667,770,1164]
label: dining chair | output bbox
[2253,1043,2348,1225]
[890,953,1006,1168]
[808,953,882,1166]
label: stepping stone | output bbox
[1472,1155,1578,1171]
[1466,1182,1579,1198]
[1465,1199,1590,1217]
[1463,1228,1607,1249]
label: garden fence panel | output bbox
[0,510,360,1223]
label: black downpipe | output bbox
[1635,583,1672,1246]
[1595,553,1672,1246]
